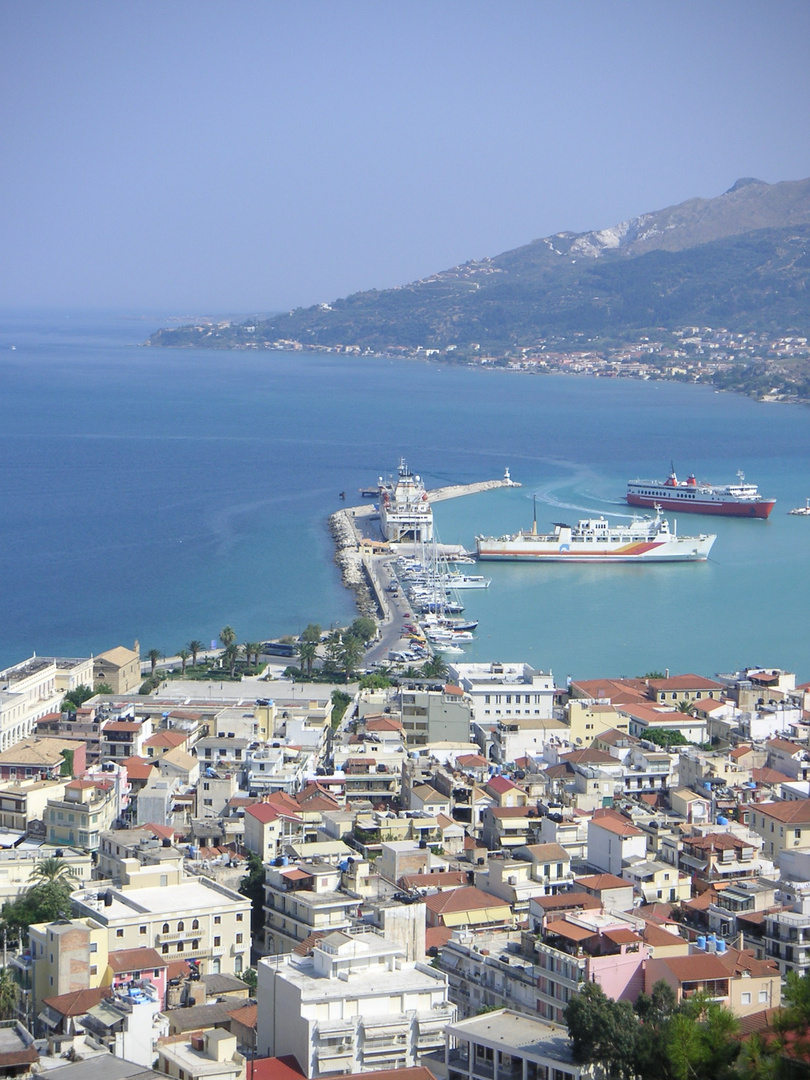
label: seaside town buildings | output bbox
[2,646,810,1076]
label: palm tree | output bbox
[676,699,695,714]
[177,648,191,675]
[245,642,262,668]
[28,857,75,887]
[147,648,162,676]
[187,639,204,668]
[297,639,318,678]
[338,634,363,680]
[422,654,449,679]
[219,625,236,649]
[223,643,240,677]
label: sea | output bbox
[1,308,809,684]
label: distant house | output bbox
[93,644,141,695]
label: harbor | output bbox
[329,467,520,668]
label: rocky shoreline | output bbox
[329,510,377,618]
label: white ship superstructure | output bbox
[476,506,715,563]
[378,459,434,543]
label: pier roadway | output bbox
[338,475,520,668]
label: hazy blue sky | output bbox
[2,1,809,314]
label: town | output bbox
[1,638,809,1079]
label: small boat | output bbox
[789,500,810,516]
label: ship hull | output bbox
[476,540,713,562]
[627,492,775,518]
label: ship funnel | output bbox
[532,495,537,536]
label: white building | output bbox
[257,929,454,1077]
[0,656,90,750]
[448,662,556,727]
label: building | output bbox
[156,1029,245,1080]
[257,929,454,1077]
[586,811,646,876]
[45,777,120,851]
[70,876,251,977]
[448,663,556,727]
[263,860,362,955]
[397,686,474,746]
[750,799,810,860]
[0,657,74,751]
[93,644,142,695]
[443,1008,596,1080]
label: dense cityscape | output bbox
[1,468,809,1080]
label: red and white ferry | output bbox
[627,467,775,519]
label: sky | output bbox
[2,1,810,316]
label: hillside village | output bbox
[2,648,810,1077]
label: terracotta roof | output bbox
[364,716,404,732]
[753,767,795,786]
[603,927,641,945]
[425,926,453,952]
[543,763,575,780]
[570,677,649,704]
[766,737,803,755]
[646,674,724,692]
[684,833,754,852]
[715,946,779,979]
[120,755,156,781]
[756,799,810,824]
[545,919,596,942]
[144,730,188,749]
[444,684,464,696]
[102,721,142,732]
[576,873,633,891]
[531,892,601,913]
[456,754,488,768]
[589,813,643,838]
[642,924,685,947]
[42,986,108,1017]
[658,953,733,982]
[424,886,510,917]
[519,842,570,863]
[486,775,519,794]
[108,947,165,974]
[562,748,617,766]
[227,1003,257,1029]
[249,1058,306,1080]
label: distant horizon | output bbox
[2,2,809,313]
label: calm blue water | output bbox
[1,309,809,681]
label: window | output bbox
[162,923,170,934]
[90,965,97,975]
[759,989,769,1003]
[236,933,243,944]
[116,929,124,938]
[214,916,221,925]
[192,919,199,930]
[140,925,147,935]
[90,942,97,953]
[162,945,169,955]
[214,936,221,947]
[236,913,243,922]
[177,921,184,932]
[741,992,752,1005]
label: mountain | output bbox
[149,177,810,353]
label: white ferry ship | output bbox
[378,459,434,543]
[476,506,715,563]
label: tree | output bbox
[421,654,449,679]
[222,643,240,677]
[94,681,113,695]
[358,672,392,689]
[61,684,94,712]
[219,625,236,649]
[338,633,363,680]
[349,616,376,643]
[322,630,343,673]
[0,879,74,936]
[239,852,266,933]
[331,689,351,730]
[147,648,162,676]
[187,639,204,667]
[676,699,695,714]
[300,623,322,644]
[645,727,689,747]
[177,649,191,675]
[244,641,262,668]
[565,982,639,1079]
[0,967,18,1021]
[28,857,75,888]
[297,638,319,679]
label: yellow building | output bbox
[566,700,627,744]
[750,799,810,860]
[29,917,109,1012]
[93,643,141,695]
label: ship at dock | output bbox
[627,467,775,518]
[476,505,715,563]
[378,458,434,544]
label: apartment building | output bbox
[70,876,251,977]
[263,860,362,955]
[257,929,454,1078]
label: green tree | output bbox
[645,727,689,747]
[239,852,266,934]
[331,689,351,730]
[177,648,191,675]
[358,672,392,689]
[421,654,449,679]
[94,681,113,695]
[28,857,75,888]
[322,630,343,673]
[0,967,18,1020]
[338,633,363,679]
[61,684,94,711]
[349,616,376,643]
[297,638,319,679]
[0,879,74,936]
[147,648,162,676]
[565,982,639,1079]
[676,699,695,714]
[301,623,322,643]
[187,639,204,667]
[219,625,236,649]
[244,641,262,668]
[222,643,240,677]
